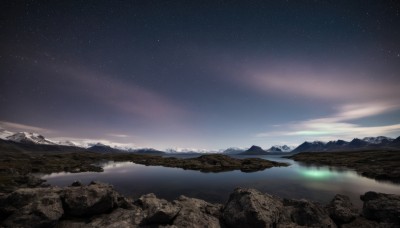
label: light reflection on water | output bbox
[41,155,400,208]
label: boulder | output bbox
[327,194,358,224]
[341,217,380,228]
[1,187,63,228]
[222,188,283,228]
[280,198,336,228]
[172,195,222,228]
[361,191,400,225]
[135,193,180,225]
[61,182,118,217]
[88,208,144,227]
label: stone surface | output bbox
[327,194,358,224]
[61,181,118,217]
[361,191,400,225]
[280,198,336,228]
[172,195,223,228]
[222,188,283,228]
[135,193,180,225]
[1,182,400,228]
[0,187,63,228]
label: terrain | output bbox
[1,181,399,228]
[287,150,400,183]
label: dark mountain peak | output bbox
[268,146,282,152]
[349,138,369,148]
[88,144,123,153]
[292,141,326,153]
[240,145,268,155]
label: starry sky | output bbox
[1,0,400,150]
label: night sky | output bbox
[1,1,400,150]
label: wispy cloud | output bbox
[229,61,400,104]
[256,102,400,140]
[58,65,187,121]
[108,133,130,138]
[0,120,51,133]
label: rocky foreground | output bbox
[0,182,399,228]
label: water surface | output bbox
[42,155,400,208]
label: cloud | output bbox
[57,65,186,121]
[108,133,130,138]
[256,102,400,140]
[0,120,51,133]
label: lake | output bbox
[41,155,400,208]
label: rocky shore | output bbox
[1,182,399,228]
[287,150,400,183]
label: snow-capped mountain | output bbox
[0,129,14,139]
[292,136,400,153]
[222,147,246,154]
[362,136,393,144]
[267,145,294,152]
[5,132,55,145]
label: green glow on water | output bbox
[301,169,334,180]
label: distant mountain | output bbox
[0,138,86,153]
[5,132,55,145]
[87,143,125,153]
[239,145,269,155]
[292,141,326,153]
[267,145,294,152]
[292,136,400,153]
[132,148,166,155]
[362,136,393,144]
[222,147,246,155]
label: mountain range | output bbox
[1,129,399,154]
[292,136,400,153]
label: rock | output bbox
[341,217,380,228]
[70,181,83,187]
[62,182,118,217]
[172,195,222,228]
[279,199,336,227]
[135,193,180,225]
[361,191,400,225]
[0,187,63,228]
[327,194,358,224]
[88,208,145,227]
[222,188,283,228]
[280,198,336,228]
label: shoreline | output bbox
[287,150,400,183]
[1,181,399,227]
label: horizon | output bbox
[0,125,398,152]
[1,1,400,150]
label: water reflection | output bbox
[42,156,400,209]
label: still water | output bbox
[42,155,400,208]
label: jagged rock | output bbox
[327,194,358,224]
[222,188,283,228]
[361,191,400,225]
[341,217,380,228]
[0,187,63,228]
[62,182,118,217]
[280,198,336,227]
[2,182,400,228]
[135,193,180,225]
[172,195,222,228]
[88,208,145,227]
